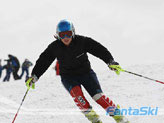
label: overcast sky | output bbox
[0,0,164,69]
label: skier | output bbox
[20,59,33,80]
[25,20,129,123]
[0,59,2,78]
[2,60,13,82]
[8,54,20,80]
[54,60,60,75]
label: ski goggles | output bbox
[59,31,73,39]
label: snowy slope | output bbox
[0,63,164,123]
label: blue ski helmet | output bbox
[56,19,75,39]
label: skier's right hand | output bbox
[25,75,38,89]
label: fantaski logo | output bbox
[106,106,158,116]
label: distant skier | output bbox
[20,59,33,80]
[25,20,129,123]
[54,60,60,75]
[8,54,20,80]
[2,60,13,82]
[0,59,2,78]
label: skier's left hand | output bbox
[108,60,124,75]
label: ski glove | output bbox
[108,60,124,75]
[25,75,38,89]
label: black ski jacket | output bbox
[32,35,114,78]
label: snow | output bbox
[0,63,164,123]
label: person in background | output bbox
[0,59,2,78]
[20,59,33,80]
[2,60,13,82]
[8,54,20,80]
[54,60,60,76]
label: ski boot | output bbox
[84,109,102,123]
[112,115,130,123]
[112,105,130,123]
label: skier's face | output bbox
[61,37,72,46]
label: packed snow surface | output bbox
[0,63,164,123]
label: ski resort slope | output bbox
[0,63,164,123]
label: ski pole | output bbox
[123,69,164,84]
[12,88,30,123]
